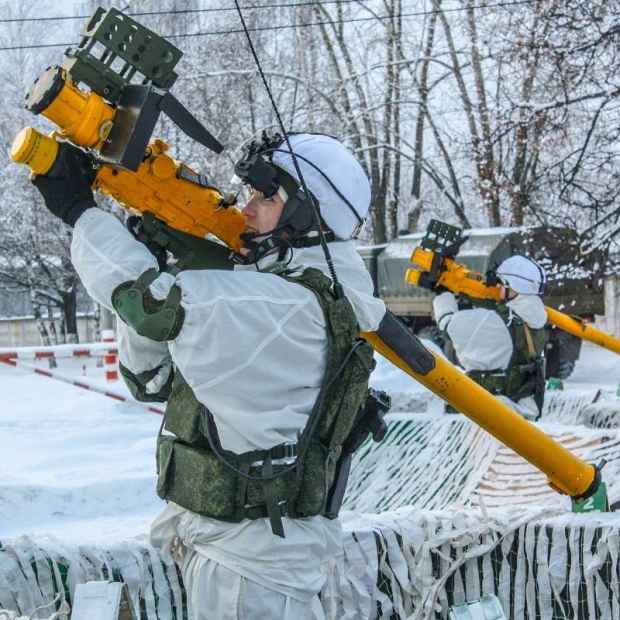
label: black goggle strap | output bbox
[534,261,546,294]
[277,188,318,237]
[274,165,302,209]
[498,270,545,296]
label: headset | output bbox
[233,131,365,264]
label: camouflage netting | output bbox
[332,507,620,619]
[542,390,620,430]
[4,413,620,619]
[344,413,620,513]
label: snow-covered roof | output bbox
[396,225,527,241]
[382,229,510,260]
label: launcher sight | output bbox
[22,7,222,171]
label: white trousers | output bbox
[182,551,326,620]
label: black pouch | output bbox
[324,453,353,518]
[324,389,391,517]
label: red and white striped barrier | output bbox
[0,356,164,416]
[0,342,118,363]
[102,329,119,382]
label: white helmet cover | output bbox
[271,134,370,239]
[496,255,546,295]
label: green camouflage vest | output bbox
[467,304,547,412]
[135,267,374,536]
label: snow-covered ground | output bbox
[1,341,620,545]
[0,356,163,543]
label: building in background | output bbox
[0,288,101,346]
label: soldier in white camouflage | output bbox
[32,133,386,619]
[433,255,548,419]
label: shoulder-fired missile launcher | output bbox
[406,220,620,359]
[361,223,606,379]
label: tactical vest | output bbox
[466,304,547,413]
[154,267,375,536]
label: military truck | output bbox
[359,226,606,379]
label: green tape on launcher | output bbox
[573,480,610,513]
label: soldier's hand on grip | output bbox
[32,143,97,227]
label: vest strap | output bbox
[262,455,286,538]
[523,323,536,357]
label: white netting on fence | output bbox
[4,506,620,619]
[0,538,185,620]
[342,414,500,513]
[541,389,620,429]
[334,506,620,619]
[541,390,602,422]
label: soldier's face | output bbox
[501,286,518,301]
[242,189,285,236]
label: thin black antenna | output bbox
[233,0,343,297]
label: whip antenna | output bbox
[233,0,343,296]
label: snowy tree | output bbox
[0,2,89,342]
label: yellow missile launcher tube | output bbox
[546,307,620,356]
[407,246,620,357]
[361,328,597,499]
[10,129,247,253]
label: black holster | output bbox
[325,454,353,518]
